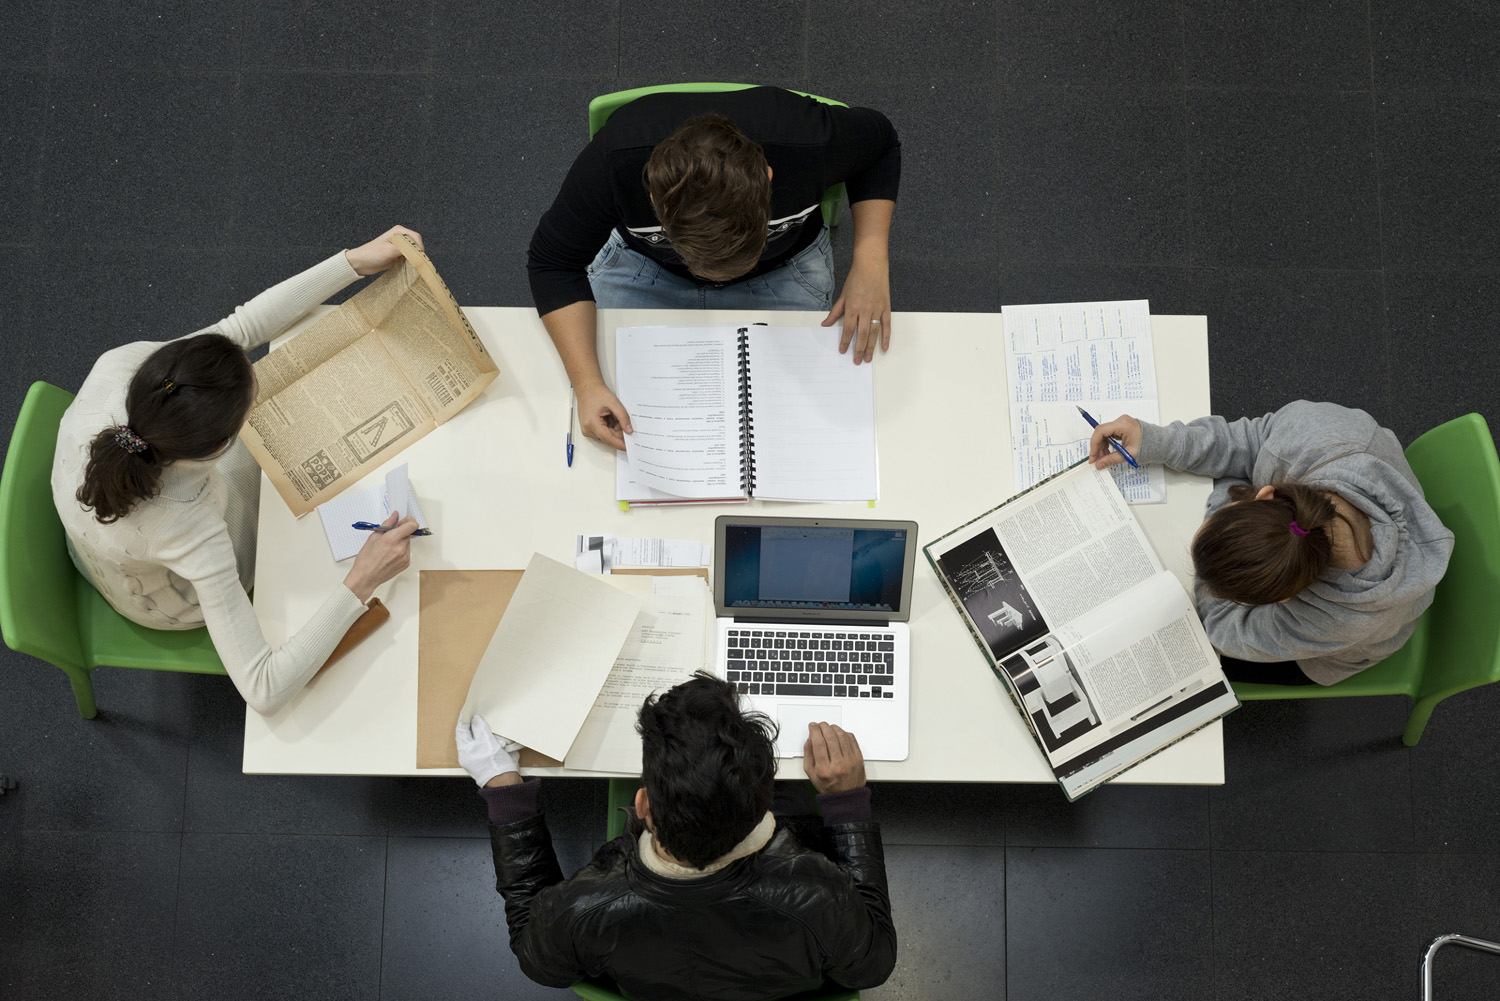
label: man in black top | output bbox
[456,672,897,1000]
[528,86,901,450]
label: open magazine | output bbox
[924,461,1237,800]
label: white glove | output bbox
[455,714,524,786]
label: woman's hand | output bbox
[343,511,420,602]
[345,225,424,276]
[1088,415,1143,469]
[576,379,633,452]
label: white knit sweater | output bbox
[51,252,371,715]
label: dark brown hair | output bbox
[644,113,772,282]
[636,671,777,869]
[77,334,255,523]
[1191,482,1354,604]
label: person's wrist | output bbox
[485,771,523,788]
[342,570,376,604]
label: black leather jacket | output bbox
[489,812,897,1001]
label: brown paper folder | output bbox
[611,567,710,579]
[416,569,563,769]
[319,598,389,673]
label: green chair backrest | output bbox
[1405,413,1500,700]
[0,381,85,672]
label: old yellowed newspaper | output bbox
[240,235,499,516]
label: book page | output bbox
[563,582,713,772]
[929,465,1162,670]
[240,239,496,516]
[459,554,645,762]
[1003,300,1166,504]
[744,325,877,502]
[615,326,745,500]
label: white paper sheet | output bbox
[563,581,713,772]
[616,325,746,499]
[612,537,710,568]
[459,553,646,761]
[315,463,429,561]
[1002,300,1166,504]
[744,326,878,502]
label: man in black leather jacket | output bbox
[454,671,897,1001]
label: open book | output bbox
[924,461,1238,800]
[240,235,498,516]
[614,324,877,504]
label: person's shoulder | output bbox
[1271,400,1387,447]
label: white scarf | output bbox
[637,811,776,880]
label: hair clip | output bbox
[114,425,150,455]
[163,379,176,394]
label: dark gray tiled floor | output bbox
[4,2,1500,999]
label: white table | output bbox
[245,308,1220,784]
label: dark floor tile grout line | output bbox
[377,833,391,1000]
[1177,0,1194,270]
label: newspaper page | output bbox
[1002,299,1167,504]
[240,235,499,516]
[925,462,1236,796]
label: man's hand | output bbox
[1088,414,1143,470]
[345,225,424,276]
[803,722,867,794]
[455,714,524,787]
[822,256,891,366]
[576,380,633,452]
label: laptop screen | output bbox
[717,518,916,620]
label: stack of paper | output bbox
[315,463,429,561]
[1001,300,1166,504]
[575,533,710,573]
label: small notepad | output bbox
[316,463,429,561]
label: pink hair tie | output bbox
[1289,520,1310,537]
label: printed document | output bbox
[459,553,645,762]
[1001,300,1165,503]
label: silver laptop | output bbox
[712,515,919,762]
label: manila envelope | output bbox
[416,569,563,769]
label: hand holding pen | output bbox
[343,512,422,603]
[1081,408,1143,470]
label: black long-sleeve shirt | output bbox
[527,86,901,315]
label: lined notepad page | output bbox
[746,326,877,502]
[316,463,429,561]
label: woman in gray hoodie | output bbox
[1088,401,1454,686]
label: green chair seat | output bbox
[587,82,849,230]
[1229,413,1500,745]
[0,381,224,719]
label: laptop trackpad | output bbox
[774,705,844,758]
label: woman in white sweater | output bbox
[51,226,424,715]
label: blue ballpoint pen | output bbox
[566,385,575,468]
[1075,405,1139,468]
[352,521,434,537]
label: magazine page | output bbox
[929,463,1160,670]
[987,571,1221,769]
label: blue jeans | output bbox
[586,228,835,311]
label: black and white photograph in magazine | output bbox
[936,528,1049,659]
[999,636,1102,753]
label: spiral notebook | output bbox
[615,324,878,505]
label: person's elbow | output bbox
[243,687,293,717]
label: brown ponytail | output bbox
[76,334,254,523]
[1191,482,1339,604]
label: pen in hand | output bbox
[352,521,433,537]
[1076,405,1139,468]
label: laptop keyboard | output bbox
[725,628,899,699]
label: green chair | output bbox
[1232,413,1500,746]
[0,381,225,719]
[579,776,859,1001]
[588,82,849,230]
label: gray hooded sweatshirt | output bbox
[1136,401,1454,685]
